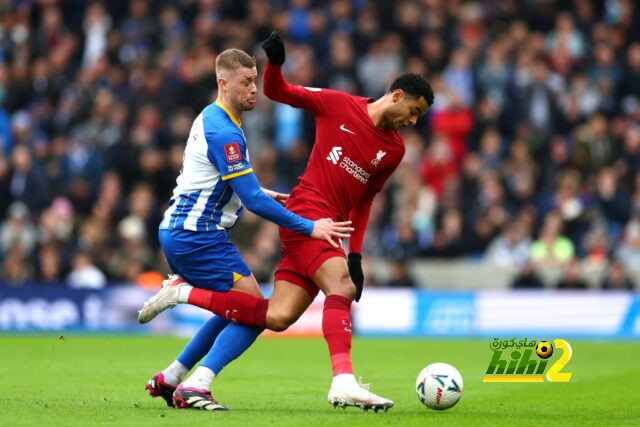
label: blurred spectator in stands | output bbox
[387,259,416,288]
[389,165,436,248]
[2,252,34,286]
[0,156,10,215]
[240,221,280,284]
[541,135,576,192]
[273,45,314,153]
[523,57,561,143]
[546,12,585,74]
[581,222,612,267]
[430,74,472,166]
[39,197,75,245]
[542,169,587,245]
[511,261,544,289]
[327,32,358,94]
[67,251,106,289]
[477,127,502,170]
[443,47,474,108]
[485,219,532,270]
[561,71,601,125]
[8,145,48,214]
[420,133,458,199]
[601,260,635,290]
[530,210,575,268]
[383,210,423,260]
[0,202,38,258]
[356,34,402,98]
[36,241,65,283]
[614,215,640,275]
[107,215,153,282]
[424,208,467,258]
[593,167,630,237]
[127,182,160,243]
[620,124,640,179]
[556,258,588,290]
[574,113,614,175]
[82,1,111,67]
[476,39,509,110]
[619,42,640,105]
[420,32,447,74]
[76,217,109,266]
[35,5,70,58]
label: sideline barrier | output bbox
[1,285,638,338]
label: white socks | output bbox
[332,373,358,388]
[177,285,193,303]
[161,360,216,391]
[182,366,216,390]
[162,360,189,386]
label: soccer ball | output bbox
[416,363,463,410]
[536,341,554,359]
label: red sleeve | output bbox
[348,158,400,253]
[348,198,373,254]
[263,63,346,116]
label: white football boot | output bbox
[327,375,394,412]
[138,274,187,323]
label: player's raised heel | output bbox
[138,275,186,324]
[327,377,394,412]
[145,372,176,407]
[172,384,230,411]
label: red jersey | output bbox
[264,64,405,252]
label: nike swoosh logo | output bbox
[339,124,356,135]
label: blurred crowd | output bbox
[1,0,639,290]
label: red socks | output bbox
[185,287,355,378]
[188,288,268,328]
[322,295,354,376]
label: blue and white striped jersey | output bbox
[160,100,254,232]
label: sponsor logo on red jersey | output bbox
[327,146,371,184]
[327,146,342,164]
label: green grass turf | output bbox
[2,336,640,426]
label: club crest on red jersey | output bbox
[371,150,387,166]
[224,142,242,163]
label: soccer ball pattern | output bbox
[536,341,554,359]
[416,363,463,410]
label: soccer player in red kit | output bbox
[139,32,433,411]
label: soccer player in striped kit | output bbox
[141,48,352,410]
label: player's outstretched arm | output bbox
[261,31,339,115]
[261,32,301,107]
[228,172,353,246]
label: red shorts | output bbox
[274,226,346,298]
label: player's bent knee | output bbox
[265,312,296,332]
[326,279,356,301]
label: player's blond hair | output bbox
[215,49,256,77]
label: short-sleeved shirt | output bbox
[160,100,253,232]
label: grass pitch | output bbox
[3,335,640,426]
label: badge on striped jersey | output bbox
[224,142,242,163]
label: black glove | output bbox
[348,253,364,302]
[261,31,285,65]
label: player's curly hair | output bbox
[389,73,434,107]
